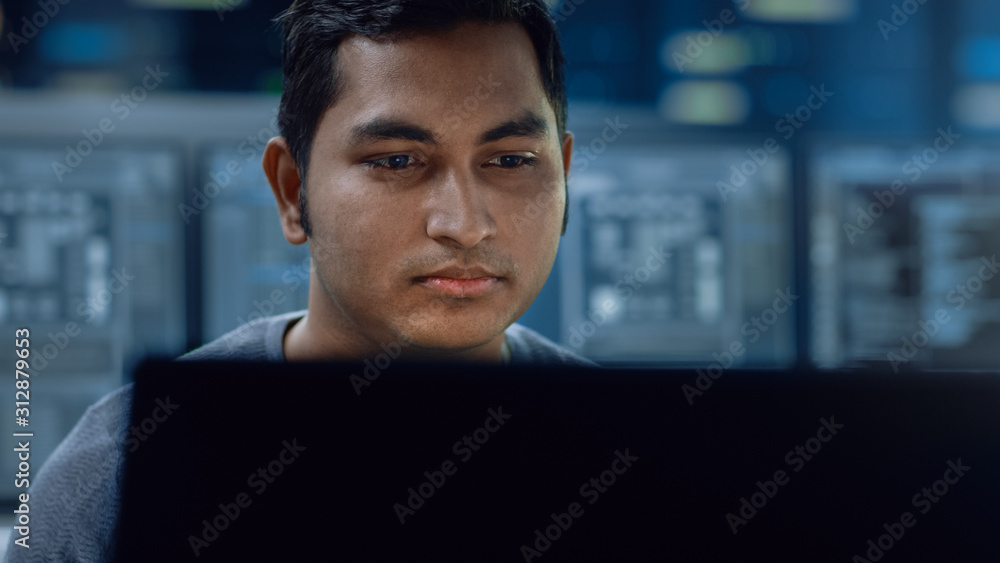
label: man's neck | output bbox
[283,310,507,363]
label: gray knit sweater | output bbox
[2,312,594,562]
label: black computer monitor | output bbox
[116,358,1000,561]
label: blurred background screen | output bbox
[1,0,999,506]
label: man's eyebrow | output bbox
[349,118,438,146]
[477,112,549,145]
[347,111,550,147]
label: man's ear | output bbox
[560,131,574,235]
[561,130,574,180]
[263,137,308,245]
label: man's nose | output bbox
[424,169,497,248]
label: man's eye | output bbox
[489,155,538,168]
[364,155,414,170]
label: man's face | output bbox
[289,21,572,356]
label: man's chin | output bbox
[398,320,509,360]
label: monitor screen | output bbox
[560,136,795,365]
[809,139,1000,370]
[198,144,310,343]
[0,142,186,501]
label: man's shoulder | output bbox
[178,310,305,362]
[177,313,595,366]
[3,384,133,562]
[505,323,599,367]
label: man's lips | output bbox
[419,266,500,279]
[413,267,504,298]
[415,276,500,298]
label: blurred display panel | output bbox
[562,141,793,364]
[810,142,1000,369]
[199,145,310,342]
[0,144,186,499]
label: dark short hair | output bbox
[274,0,569,236]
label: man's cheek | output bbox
[508,189,563,235]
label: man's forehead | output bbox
[334,20,544,100]
[341,20,532,59]
[321,21,554,145]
